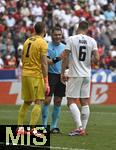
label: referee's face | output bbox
[52,30,62,45]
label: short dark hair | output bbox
[78,21,89,30]
[51,26,62,33]
[34,22,45,34]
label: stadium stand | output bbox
[0,0,115,71]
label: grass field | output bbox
[0,105,116,150]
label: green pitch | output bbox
[0,105,116,150]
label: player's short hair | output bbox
[51,26,62,33]
[78,21,89,30]
[34,22,45,34]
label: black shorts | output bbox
[48,73,66,97]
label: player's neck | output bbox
[78,32,86,35]
[36,33,45,38]
[77,30,87,35]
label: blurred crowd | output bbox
[0,0,116,71]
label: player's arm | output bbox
[21,50,24,67]
[40,40,50,95]
[61,49,70,84]
[61,49,70,73]
[91,39,99,65]
[47,49,70,65]
[40,40,49,78]
[47,57,54,65]
[91,50,99,65]
[41,54,50,95]
[41,54,48,78]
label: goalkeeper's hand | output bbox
[45,82,50,96]
[44,77,50,96]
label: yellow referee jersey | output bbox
[22,35,48,78]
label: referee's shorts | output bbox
[48,73,66,97]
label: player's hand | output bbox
[44,76,50,96]
[45,82,50,96]
[61,74,68,84]
[61,69,69,84]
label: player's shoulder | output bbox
[23,38,30,46]
[37,36,45,42]
[67,35,78,42]
[38,37,48,46]
[24,37,30,43]
[24,36,37,43]
[83,35,97,44]
[86,35,96,41]
[69,35,77,39]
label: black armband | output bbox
[52,57,60,64]
[47,56,51,59]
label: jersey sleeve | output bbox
[40,39,48,55]
[92,39,98,51]
[65,38,71,51]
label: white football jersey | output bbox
[65,34,98,77]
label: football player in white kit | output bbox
[61,21,99,136]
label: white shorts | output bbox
[66,77,91,98]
